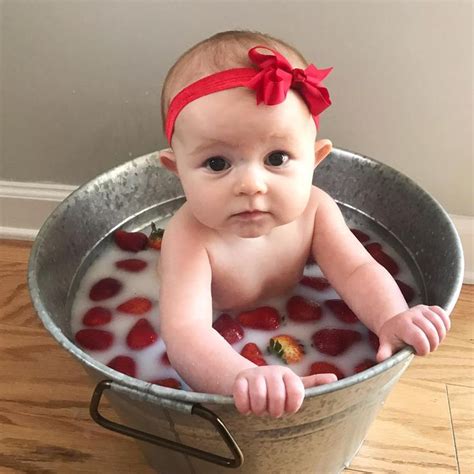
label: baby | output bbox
[158,30,450,417]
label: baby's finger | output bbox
[283,373,305,414]
[266,375,286,418]
[413,314,439,352]
[233,377,250,415]
[248,376,268,416]
[404,323,431,356]
[422,308,447,343]
[301,373,338,388]
[376,341,394,363]
[429,305,451,332]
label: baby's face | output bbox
[170,88,319,238]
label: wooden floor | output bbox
[1,239,472,473]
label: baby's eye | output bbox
[204,156,230,172]
[265,151,290,167]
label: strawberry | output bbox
[324,299,359,323]
[148,222,165,250]
[308,361,344,380]
[351,228,370,243]
[126,318,159,350]
[365,242,400,276]
[107,355,136,377]
[75,328,114,351]
[268,335,305,364]
[312,328,362,356]
[115,258,148,272]
[151,378,181,389]
[212,313,244,345]
[117,297,152,315]
[89,277,122,301]
[160,352,171,366]
[287,295,322,322]
[241,343,267,366]
[114,229,148,252]
[82,306,112,326]
[368,331,380,352]
[237,306,280,330]
[354,359,376,373]
[395,279,415,304]
[300,276,331,291]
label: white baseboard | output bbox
[1,180,472,283]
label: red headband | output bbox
[165,46,333,144]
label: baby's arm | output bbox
[312,189,450,361]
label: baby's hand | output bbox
[376,305,450,362]
[233,366,337,417]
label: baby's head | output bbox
[160,30,333,238]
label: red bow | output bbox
[246,46,332,126]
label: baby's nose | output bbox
[234,166,268,195]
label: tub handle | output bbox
[90,380,244,468]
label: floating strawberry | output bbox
[151,378,181,389]
[148,223,165,250]
[241,343,267,366]
[268,335,305,364]
[308,361,345,380]
[212,313,244,345]
[115,258,148,272]
[312,328,362,356]
[395,279,415,304]
[287,295,322,322]
[75,328,114,351]
[117,297,152,315]
[351,228,370,243]
[324,299,359,323]
[237,306,280,330]
[89,277,122,301]
[368,331,380,352]
[82,306,113,326]
[354,359,377,373]
[107,355,136,377]
[114,229,148,252]
[300,275,330,291]
[365,242,400,276]
[126,318,159,350]
[160,352,171,366]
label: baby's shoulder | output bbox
[306,185,335,215]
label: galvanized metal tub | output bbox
[28,148,463,473]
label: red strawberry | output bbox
[117,297,152,315]
[89,278,122,301]
[114,229,148,252]
[107,355,136,377]
[237,306,280,330]
[151,378,181,389]
[287,295,322,322]
[82,306,112,326]
[241,343,267,366]
[75,328,114,351]
[115,258,148,272]
[148,223,165,250]
[354,359,376,373]
[309,361,345,380]
[126,318,158,350]
[324,299,359,323]
[160,352,171,366]
[300,276,331,291]
[368,331,380,352]
[312,328,362,356]
[365,243,400,276]
[351,228,370,243]
[395,279,415,304]
[212,313,244,345]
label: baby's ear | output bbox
[159,148,178,175]
[314,139,333,167]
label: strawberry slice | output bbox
[268,335,305,364]
[237,306,280,330]
[115,258,148,272]
[312,328,362,356]
[287,295,322,322]
[117,297,152,315]
[324,299,359,323]
[309,361,345,380]
[365,243,400,276]
[351,228,370,243]
[300,276,331,291]
[114,229,148,252]
[354,359,377,373]
[241,343,267,366]
[107,355,136,377]
[368,331,380,352]
[160,352,171,366]
[126,318,158,350]
[395,279,415,304]
[75,328,114,351]
[148,223,165,250]
[212,313,244,345]
[82,307,112,326]
[89,278,122,301]
[151,378,182,389]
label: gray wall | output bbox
[1,0,472,215]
